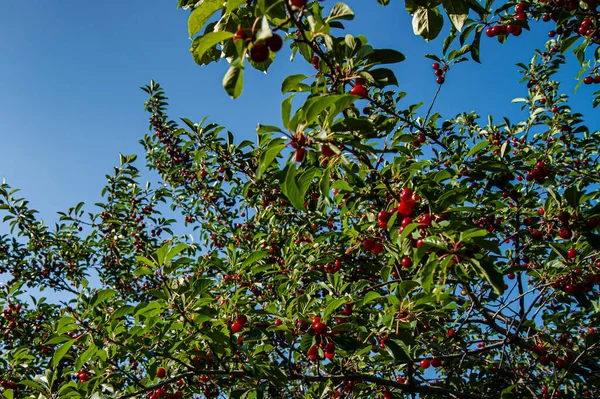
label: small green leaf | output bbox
[412,6,444,41]
[257,137,287,178]
[322,298,347,322]
[363,291,381,304]
[327,2,355,22]
[442,0,468,31]
[223,64,245,99]
[190,31,234,61]
[367,49,406,65]
[281,74,310,93]
[91,289,116,308]
[188,0,223,38]
[53,339,76,367]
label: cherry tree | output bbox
[1,0,600,398]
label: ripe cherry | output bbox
[567,248,577,259]
[313,321,327,335]
[349,84,368,99]
[250,43,270,63]
[236,314,248,325]
[311,55,320,69]
[233,28,250,42]
[371,243,384,255]
[363,239,376,251]
[291,0,308,8]
[401,257,413,268]
[419,359,431,369]
[436,76,445,85]
[321,144,336,158]
[231,321,243,333]
[308,345,319,360]
[378,210,390,222]
[431,358,442,368]
[266,34,283,52]
[157,367,167,379]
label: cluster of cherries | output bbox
[234,28,283,63]
[431,62,446,85]
[230,314,249,333]
[486,2,527,38]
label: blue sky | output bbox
[0,0,595,225]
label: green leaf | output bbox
[91,289,116,308]
[396,280,419,299]
[442,0,469,31]
[242,251,269,267]
[500,385,518,399]
[326,3,355,22]
[223,64,244,99]
[281,164,319,210]
[53,339,76,367]
[466,140,489,157]
[412,6,444,41]
[281,74,310,93]
[384,339,411,361]
[75,343,97,371]
[367,49,406,65]
[282,95,295,130]
[363,291,381,304]
[322,298,347,322]
[368,68,398,87]
[257,137,287,178]
[564,186,582,209]
[459,228,488,242]
[165,243,189,265]
[469,258,504,295]
[188,0,223,38]
[190,31,234,61]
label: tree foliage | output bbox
[1,0,600,398]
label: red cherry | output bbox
[291,0,308,7]
[266,34,283,52]
[436,76,445,85]
[432,62,440,70]
[321,144,336,158]
[419,359,431,369]
[446,328,455,337]
[313,321,327,335]
[274,319,282,326]
[558,228,572,240]
[400,188,413,201]
[311,55,320,69]
[431,358,442,368]
[157,367,167,379]
[363,239,376,251]
[308,345,319,360]
[231,321,243,333]
[567,248,577,259]
[294,148,306,163]
[378,210,390,222]
[233,28,250,41]
[584,76,594,85]
[383,391,393,399]
[401,257,413,268]
[250,43,270,63]
[531,230,543,240]
[325,342,336,353]
[236,314,248,325]
[349,84,368,99]
[397,202,414,217]
[371,243,384,255]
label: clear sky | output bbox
[0,0,595,225]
